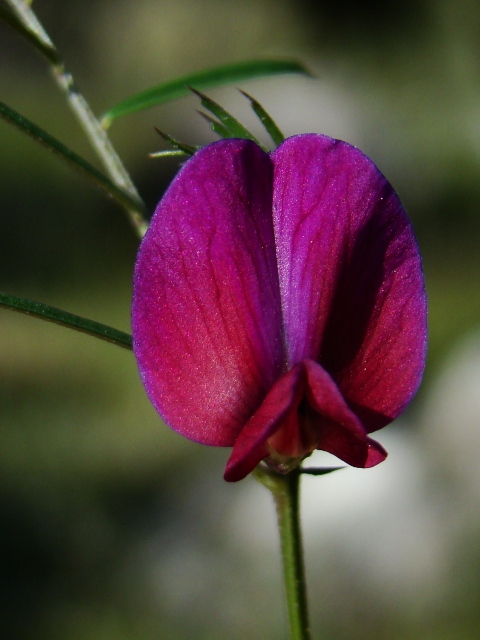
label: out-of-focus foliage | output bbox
[0,1,479,639]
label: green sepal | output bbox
[149,150,189,159]
[196,111,235,139]
[299,466,345,476]
[0,293,133,350]
[0,100,147,217]
[240,89,285,147]
[189,87,262,146]
[100,59,309,128]
[154,128,198,156]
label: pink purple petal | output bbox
[224,363,306,482]
[225,359,387,482]
[271,134,427,431]
[132,140,285,446]
[133,133,427,480]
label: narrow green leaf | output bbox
[100,59,309,128]
[0,293,133,350]
[0,101,146,217]
[189,87,262,146]
[154,127,198,155]
[196,111,234,139]
[0,4,58,63]
[240,90,285,146]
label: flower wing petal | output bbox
[224,363,305,482]
[132,140,284,446]
[271,134,427,430]
[303,360,387,467]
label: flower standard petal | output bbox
[271,134,427,432]
[132,140,285,446]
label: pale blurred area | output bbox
[1,0,480,638]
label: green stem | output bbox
[255,466,311,640]
[0,101,147,217]
[5,0,149,238]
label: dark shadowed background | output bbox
[1,1,480,638]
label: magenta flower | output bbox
[132,134,427,482]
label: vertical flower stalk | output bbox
[255,466,311,640]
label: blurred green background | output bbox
[1,1,480,638]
